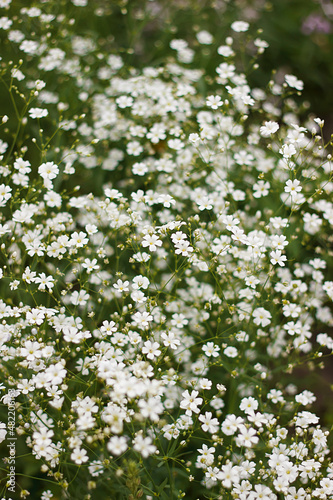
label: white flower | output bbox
[70,290,90,306]
[132,311,153,329]
[113,279,129,293]
[206,95,223,109]
[180,390,203,416]
[81,258,100,274]
[285,74,304,91]
[161,331,180,350]
[260,121,279,137]
[34,273,55,291]
[189,133,200,143]
[71,447,89,464]
[222,414,244,435]
[224,346,238,358]
[240,397,259,414]
[217,45,234,57]
[236,425,259,447]
[20,40,39,54]
[279,144,296,158]
[284,179,302,198]
[132,433,156,458]
[170,39,188,51]
[253,307,272,327]
[168,138,184,150]
[253,180,270,198]
[69,231,89,248]
[127,141,143,156]
[196,30,213,45]
[116,95,133,108]
[231,21,249,32]
[295,390,316,406]
[132,162,148,176]
[38,162,59,180]
[198,412,219,433]
[323,281,333,300]
[202,342,220,357]
[107,436,128,455]
[270,249,287,267]
[295,411,319,428]
[142,340,161,360]
[142,234,162,252]
[132,275,149,290]
[29,107,48,119]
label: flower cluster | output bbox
[0,1,332,499]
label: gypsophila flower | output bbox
[113,279,129,293]
[107,436,128,455]
[132,311,153,329]
[81,258,99,274]
[196,30,213,44]
[202,342,220,357]
[180,390,203,416]
[285,74,304,91]
[279,144,297,158]
[20,40,39,54]
[295,390,316,406]
[323,281,333,300]
[161,331,180,349]
[206,95,223,109]
[71,447,89,465]
[217,45,235,57]
[189,132,200,143]
[253,307,272,327]
[253,180,270,198]
[142,233,162,251]
[9,280,20,290]
[70,290,90,306]
[69,231,89,248]
[260,121,279,137]
[29,107,48,119]
[270,249,287,267]
[38,162,59,180]
[132,433,156,458]
[199,412,219,433]
[231,21,249,32]
[239,397,258,414]
[142,340,161,360]
[224,346,238,358]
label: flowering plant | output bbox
[0,1,332,499]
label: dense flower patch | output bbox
[0,1,332,499]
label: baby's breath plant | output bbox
[0,1,332,500]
